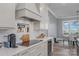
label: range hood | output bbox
[16,8,41,21]
[20,16,40,22]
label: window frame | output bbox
[62,20,79,36]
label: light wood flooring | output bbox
[52,41,77,56]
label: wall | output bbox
[48,11,57,38]
[40,4,49,30]
[35,3,40,13]
[57,19,63,37]
[33,21,40,31]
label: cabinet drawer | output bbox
[14,49,29,56]
[14,41,48,56]
[22,45,42,56]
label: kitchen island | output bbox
[0,38,52,56]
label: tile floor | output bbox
[52,41,77,56]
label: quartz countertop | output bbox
[0,38,49,56]
[0,46,27,56]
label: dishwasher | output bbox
[77,40,79,56]
[48,39,52,56]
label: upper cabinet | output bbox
[0,3,16,29]
[16,3,41,21]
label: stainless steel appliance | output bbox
[4,33,16,48]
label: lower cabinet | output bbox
[14,41,47,56]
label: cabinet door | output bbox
[39,41,48,56]
[26,41,47,56]
[0,3,15,28]
[22,44,42,56]
[14,41,48,56]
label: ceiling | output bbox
[48,3,79,19]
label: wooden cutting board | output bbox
[21,34,30,42]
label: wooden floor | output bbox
[52,41,77,56]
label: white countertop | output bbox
[0,38,50,56]
[0,46,29,56]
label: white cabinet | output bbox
[0,3,16,28]
[16,3,41,21]
[14,41,48,56]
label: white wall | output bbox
[33,21,40,31]
[39,4,57,38]
[35,3,40,13]
[40,4,49,30]
[48,11,57,37]
[57,19,63,37]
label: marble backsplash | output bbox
[0,29,16,42]
[0,29,48,43]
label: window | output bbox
[63,21,69,35]
[63,20,79,36]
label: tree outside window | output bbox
[63,20,79,36]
